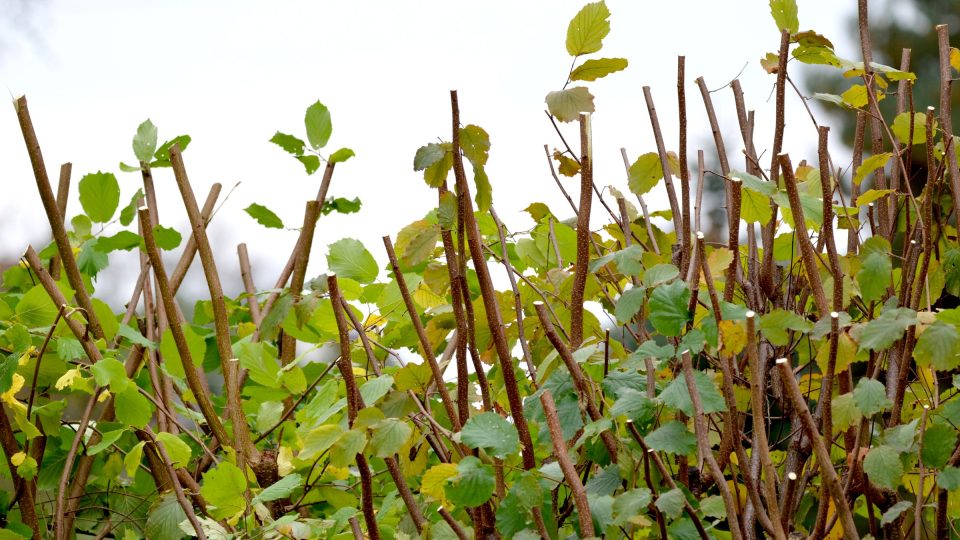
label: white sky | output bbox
[0,0,855,303]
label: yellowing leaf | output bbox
[761,52,779,74]
[566,1,611,56]
[545,87,596,123]
[951,47,960,72]
[2,374,26,415]
[570,57,628,81]
[853,153,893,186]
[553,150,581,177]
[719,320,747,356]
[11,452,25,467]
[856,189,894,207]
[422,463,458,505]
[628,152,663,196]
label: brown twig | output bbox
[49,162,71,280]
[776,358,859,540]
[383,236,462,431]
[540,390,593,538]
[938,24,960,245]
[237,243,263,326]
[15,96,105,341]
[778,154,829,315]
[329,275,380,540]
[450,90,537,470]
[534,303,618,461]
[680,349,744,540]
[642,86,684,239]
[570,113,593,348]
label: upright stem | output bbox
[49,162,72,280]
[169,146,257,465]
[540,390,594,539]
[762,31,791,298]
[570,113,593,348]
[14,96,105,341]
[938,24,960,233]
[329,275,381,540]
[680,350,744,540]
[642,86,684,238]
[678,56,692,274]
[776,358,860,540]
[779,154,829,316]
[450,90,537,470]
[384,236,462,431]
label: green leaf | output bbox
[460,125,491,168]
[863,445,903,490]
[395,219,439,268]
[460,412,520,458]
[473,165,493,212]
[370,418,412,458]
[414,143,446,171]
[156,432,192,468]
[446,456,495,507]
[741,188,773,225]
[115,386,154,429]
[296,154,321,175]
[254,474,303,504]
[330,429,367,467]
[857,251,892,303]
[79,172,121,223]
[647,281,691,337]
[200,461,248,519]
[438,191,458,230]
[360,374,395,405]
[270,132,305,156]
[117,324,157,350]
[327,238,378,284]
[133,119,158,162]
[614,287,646,324]
[881,500,913,527]
[915,321,960,371]
[119,188,144,226]
[627,152,663,196]
[545,87,595,123]
[570,57,628,81]
[613,488,652,526]
[769,0,799,33]
[244,203,285,229]
[304,100,332,150]
[152,225,182,250]
[321,196,362,215]
[153,134,191,165]
[856,189,894,207]
[300,425,343,461]
[255,401,283,433]
[97,231,141,252]
[91,357,131,392]
[922,423,957,469]
[125,441,145,477]
[86,428,126,455]
[643,264,680,287]
[329,147,355,163]
[77,240,108,277]
[234,338,280,388]
[938,467,960,490]
[655,487,686,519]
[853,152,892,185]
[644,421,696,455]
[853,378,892,417]
[760,309,813,346]
[832,393,862,430]
[146,493,188,540]
[856,307,917,351]
[566,1,611,56]
[892,112,933,146]
[660,370,726,416]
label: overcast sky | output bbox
[0,0,855,303]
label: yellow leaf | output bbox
[55,368,82,391]
[11,452,25,467]
[18,346,35,366]
[706,248,733,284]
[719,320,747,356]
[277,446,294,477]
[98,391,111,403]
[422,463,458,504]
[952,48,960,72]
[1,374,26,415]
[815,332,859,374]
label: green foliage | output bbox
[3,2,959,538]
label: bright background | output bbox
[0,0,853,304]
